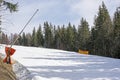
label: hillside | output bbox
[0,45,120,80]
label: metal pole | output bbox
[6,9,39,64]
[10,9,39,48]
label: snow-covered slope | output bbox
[0,45,120,80]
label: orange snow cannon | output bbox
[3,46,16,64]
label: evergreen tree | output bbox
[1,32,9,44]
[66,23,76,51]
[18,35,22,45]
[31,27,36,46]
[95,2,113,37]
[78,18,90,50]
[113,7,120,37]
[60,25,67,50]
[91,2,113,57]
[72,25,78,51]
[0,0,18,28]
[0,0,18,45]
[12,33,19,45]
[0,0,18,13]
[36,25,44,47]
[25,33,32,46]
[113,7,120,58]
[44,22,54,48]
[88,28,96,55]
[22,32,28,46]
[54,26,61,49]
[53,25,57,48]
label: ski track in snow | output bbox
[0,44,120,80]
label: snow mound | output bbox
[0,52,32,80]
[13,61,32,80]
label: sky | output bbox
[1,0,120,35]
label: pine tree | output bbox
[12,33,19,45]
[72,25,78,51]
[0,0,18,30]
[113,7,120,37]
[36,25,44,47]
[44,22,54,48]
[113,7,120,58]
[25,33,32,46]
[18,35,22,45]
[60,25,67,50]
[31,27,36,46]
[22,32,28,46]
[54,26,61,49]
[0,0,18,13]
[1,32,9,44]
[54,25,68,50]
[66,23,76,51]
[92,2,113,57]
[95,2,113,37]
[88,28,96,55]
[78,18,90,51]
[53,25,56,48]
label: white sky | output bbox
[1,0,120,35]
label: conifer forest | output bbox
[0,2,120,59]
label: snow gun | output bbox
[3,9,39,64]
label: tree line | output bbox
[0,2,120,59]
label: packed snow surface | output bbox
[0,45,120,80]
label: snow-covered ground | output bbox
[0,45,120,80]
